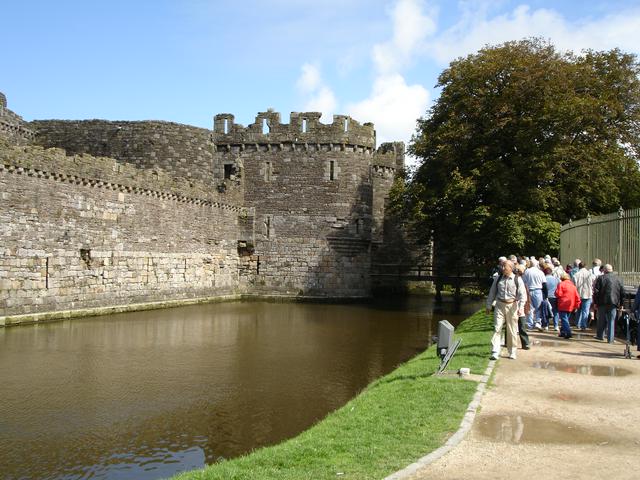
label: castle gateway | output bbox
[0,93,404,322]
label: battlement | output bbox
[213,111,376,149]
[373,141,405,171]
[0,92,36,146]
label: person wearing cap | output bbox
[591,258,603,277]
[551,258,564,279]
[486,260,527,360]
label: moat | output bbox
[0,297,481,480]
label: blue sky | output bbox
[3,0,640,151]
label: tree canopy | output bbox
[398,38,640,273]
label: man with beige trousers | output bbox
[486,260,527,360]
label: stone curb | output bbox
[383,358,497,480]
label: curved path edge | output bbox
[383,359,497,480]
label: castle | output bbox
[0,91,405,324]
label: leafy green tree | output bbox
[403,39,640,274]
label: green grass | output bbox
[172,310,493,480]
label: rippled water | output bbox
[0,297,481,479]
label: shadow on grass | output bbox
[370,372,436,387]
[455,342,488,351]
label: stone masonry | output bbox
[0,93,404,321]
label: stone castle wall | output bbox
[0,141,252,318]
[0,93,404,322]
[31,119,216,184]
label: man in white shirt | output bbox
[522,262,547,330]
[573,262,595,330]
[486,260,527,360]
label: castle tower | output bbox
[212,111,401,296]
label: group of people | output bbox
[486,255,639,360]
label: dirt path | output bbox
[406,329,640,480]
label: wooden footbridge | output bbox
[370,263,480,300]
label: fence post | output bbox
[618,207,624,271]
[586,214,591,262]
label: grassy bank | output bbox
[173,310,493,480]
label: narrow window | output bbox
[302,118,307,133]
[80,249,91,268]
[264,216,271,239]
[344,118,349,132]
[264,161,272,181]
[262,118,270,134]
[224,164,233,179]
[329,160,335,181]
[223,119,229,134]
[355,218,360,234]
[45,257,49,289]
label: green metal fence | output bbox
[560,207,640,287]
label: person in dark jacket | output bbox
[593,264,626,343]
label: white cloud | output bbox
[349,0,432,154]
[372,0,437,73]
[346,74,429,146]
[426,4,640,64]
[304,86,338,120]
[295,63,337,122]
[295,0,640,167]
[296,63,322,93]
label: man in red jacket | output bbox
[555,272,581,339]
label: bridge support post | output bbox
[454,278,461,302]
[435,281,442,303]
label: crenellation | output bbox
[372,142,404,170]
[0,94,35,146]
[213,111,376,149]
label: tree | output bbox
[402,39,640,274]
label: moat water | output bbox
[0,297,481,480]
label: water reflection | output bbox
[0,297,480,479]
[531,361,632,377]
[476,415,613,444]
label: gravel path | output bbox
[405,329,640,480]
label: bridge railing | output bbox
[560,207,640,288]
[370,264,478,283]
[370,263,433,279]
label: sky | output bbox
[3,0,640,155]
